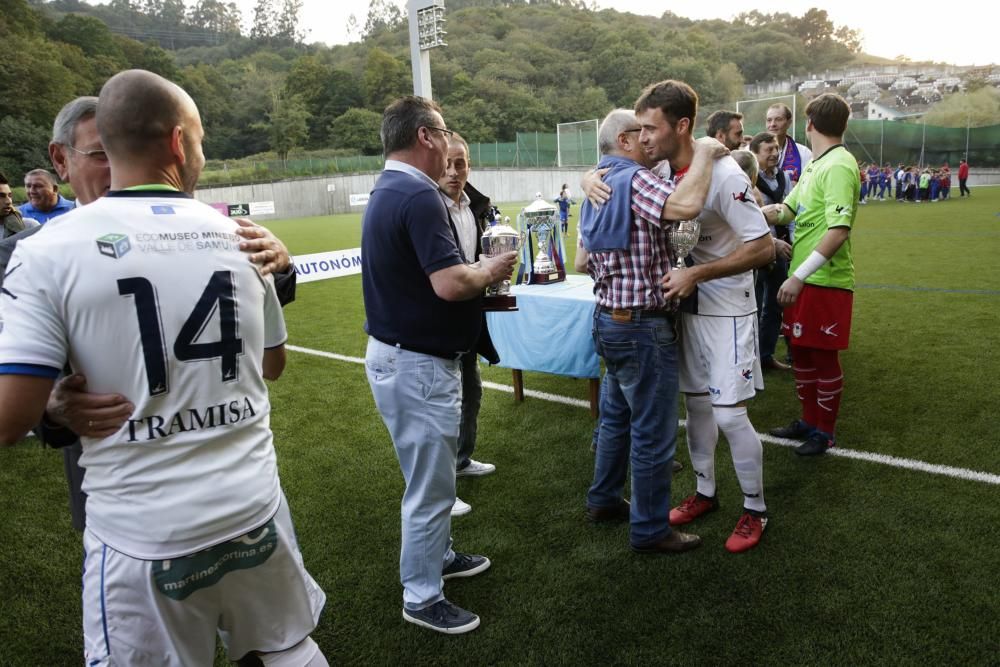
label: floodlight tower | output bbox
[408,0,447,99]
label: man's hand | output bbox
[480,251,518,283]
[662,266,699,301]
[693,136,730,160]
[760,204,785,225]
[777,276,805,306]
[581,168,611,206]
[234,218,291,275]
[774,238,792,261]
[46,374,133,439]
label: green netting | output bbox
[843,120,1000,168]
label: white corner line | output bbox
[286,344,1000,486]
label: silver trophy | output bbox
[668,219,701,270]
[521,194,562,283]
[481,216,524,311]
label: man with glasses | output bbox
[362,96,517,634]
[2,96,298,534]
[20,169,75,223]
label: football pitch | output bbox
[1,190,998,665]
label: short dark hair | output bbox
[0,171,8,186]
[805,93,851,137]
[380,96,443,156]
[767,103,792,121]
[749,131,776,155]
[634,80,698,127]
[449,132,469,155]
[705,110,742,140]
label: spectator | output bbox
[958,158,970,197]
[1,172,40,238]
[765,103,812,183]
[19,169,74,223]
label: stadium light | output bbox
[408,0,447,99]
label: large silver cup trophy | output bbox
[668,219,701,270]
[522,194,561,283]
[481,216,524,311]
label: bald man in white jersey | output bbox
[0,70,327,667]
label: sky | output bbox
[270,0,996,67]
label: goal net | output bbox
[557,119,599,168]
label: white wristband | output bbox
[792,250,828,281]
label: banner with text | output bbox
[292,248,362,283]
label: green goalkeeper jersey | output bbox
[784,144,860,291]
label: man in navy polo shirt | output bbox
[362,96,517,635]
[20,169,75,223]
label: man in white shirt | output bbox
[0,69,327,667]
[437,133,500,518]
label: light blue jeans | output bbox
[365,337,460,610]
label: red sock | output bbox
[813,349,843,437]
[791,345,818,427]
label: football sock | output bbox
[813,348,844,438]
[791,344,818,427]
[684,393,718,498]
[714,405,766,513]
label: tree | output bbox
[250,0,275,40]
[274,0,305,43]
[363,0,404,39]
[328,108,384,154]
[363,48,408,109]
[922,88,1000,128]
[254,95,310,163]
[0,117,52,180]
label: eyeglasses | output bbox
[65,145,109,162]
[424,126,454,138]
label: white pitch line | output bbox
[287,344,1000,486]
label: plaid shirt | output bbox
[587,168,675,310]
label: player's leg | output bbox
[82,530,218,667]
[218,494,328,663]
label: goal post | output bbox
[736,94,799,141]
[556,119,599,168]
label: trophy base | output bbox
[483,295,518,311]
[528,268,566,285]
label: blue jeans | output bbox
[587,310,679,546]
[456,350,483,470]
[365,337,459,610]
[755,257,788,361]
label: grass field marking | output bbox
[286,344,1000,486]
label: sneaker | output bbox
[456,459,496,477]
[402,599,480,634]
[769,419,814,441]
[669,493,719,526]
[451,497,471,516]
[443,553,491,580]
[725,511,768,553]
[795,432,834,456]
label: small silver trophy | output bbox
[668,219,701,270]
[520,194,563,283]
[481,215,524,311]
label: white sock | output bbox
[259,637,329,667]
[684,394,718,498]
[714,406,766,513]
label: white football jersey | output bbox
[657,157,770,316]
[0,193,287,559]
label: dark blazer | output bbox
[463,182,501,365]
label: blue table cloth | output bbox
[486,274,600,378]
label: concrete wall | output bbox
[194,168,594,220]
[194,166,1000,221]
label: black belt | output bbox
[372,335,462,361]
[596,306,672,322]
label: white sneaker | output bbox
[452,497,472,516]
[456,459,496,477]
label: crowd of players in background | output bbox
[856,158,973,204]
